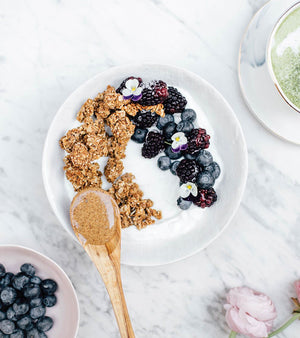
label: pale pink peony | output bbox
[294,281,300,303]
[224,287,277,338]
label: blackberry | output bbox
[163,87,187,114]
[132,110,158,128]
[142,132,165,159]
[193,188,217,208]
[176,159,199,183]
[116,76,143,94]
[185,128,210,154]
[139,80,169,106]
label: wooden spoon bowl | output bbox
[70,187,134,338]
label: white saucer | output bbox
[43,64,248,266]
[239,0,300,145]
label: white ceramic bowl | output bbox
[43,64,248,266]
[0,245,79,337]
[267,2,300,113]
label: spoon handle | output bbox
[86,244,135,338]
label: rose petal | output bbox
[125,78,139,90]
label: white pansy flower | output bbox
[121,78,142,101]
[171,132,188,153]
[179,182,198,198]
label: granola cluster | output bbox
[60,85,163,229]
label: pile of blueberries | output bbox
[0,263,57,338]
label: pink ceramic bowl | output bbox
[0,245,79,337]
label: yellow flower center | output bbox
[175,137,180,141]
[187,185,192,190]
[132,87,136,92]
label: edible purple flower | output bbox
[171,132,188,153]
[121,78,142,101]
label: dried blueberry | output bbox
[164,146,182,160]
[157,156,171,171]
[181,109,197,122]
[40,279,57,296]
[0,287,17,306]
[16,315,33,331]
[36,316,53,332]
[196,150,213,167]
[20,264,35,277]
[157,114,174,130]
[0,319,15,334]
[12,273,29,291]
[177,197,192,210]
[196,171,215,189]
[29,298,42,308]
[30,306,45,319]
[0,266,5,278]
[23,284,40,299]
[42,295,57,308]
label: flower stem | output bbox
[229,331,237,338]
[268,312,300,337]
[164,141,172,146]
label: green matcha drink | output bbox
[269,4,300,111]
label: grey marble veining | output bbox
[0,0,300,337]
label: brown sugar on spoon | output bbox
[60,85,162,230]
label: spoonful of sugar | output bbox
[70,187,135,338]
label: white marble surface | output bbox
[0,0,300,337]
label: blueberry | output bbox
[30,276,41,285]
[0,319,15,334]
[16,316,33,331]
[131,128,148,143]
[157,114,174,129]
[23,284,40,299]
[0,273,14,289]
[0,287,17,306]
[10,330,24,338]
[12,274,29,291]
[176,121,194,134]
[0,266,5,278]
[0,312,5,321]
[27,328,47,337]
[196,150,213,167]
[20,264,35,277]
[196,171,215,189]
[164,146,182,160]
[42,295,56,308]
[29,298,42,308]
[30,306,45,320]
[181,109,197,122]
[40,280,57,296]
[177,197,192,210]
[13,301,29,316]
[184,152,199,160]
[157,156,171,170]
[163,122,177,139]
[170,161,180,175]
[205,161,221,179]
[36,316,53,332]
[6,307,17,321]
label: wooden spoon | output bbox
[70,187,135,338]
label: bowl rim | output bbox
[266,1,300,113]
[0,244,80,337]
[42,63,248,266]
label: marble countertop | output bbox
[1,0,300,337]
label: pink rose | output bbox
[294,281,300,303]
[224,287,277,338]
